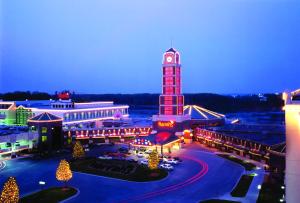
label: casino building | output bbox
[131,48,226,154]
[0,94,129,128]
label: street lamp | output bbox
[39,181,46,190]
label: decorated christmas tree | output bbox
[148,150,159,170]
[0,177,19,203]
[72,141,85,159]
[56,159,73,187]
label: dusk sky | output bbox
[1,0,299,94]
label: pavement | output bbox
[0,144,245,203]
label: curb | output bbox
[72,169,170,184]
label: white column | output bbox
[285,104,300,203]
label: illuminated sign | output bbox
[158,121,175,128]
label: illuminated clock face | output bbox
[166,56,172,63]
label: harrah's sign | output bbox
[158,121,175,128]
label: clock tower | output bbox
[153,48,190,134]
[160,48,184,115]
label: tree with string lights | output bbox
[148,150,159,170]
[0,177,19,203]
[72,141,85,159]
[56,159,73,187]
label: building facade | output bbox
[283,89,300,203]
[0,102,16,125]
[0,100,129,127]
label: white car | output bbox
[137,152,145,158]
[160,163,174,170]
[164,159,179,165]
[98,155,113,160]
[145,149,153,154]
[140,160,148,165]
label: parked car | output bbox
[160,163,174,171]
[137,152,145,158]
[173,157,183,162]
[140,160,148,165]
[98,155,113,160]
[165,159,179,164]
[145,149,153,154]
[126,157,137,162]
[119,147,129,153]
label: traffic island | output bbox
[20,187,77,203]
[230,175,254,197]
[70,157,168,182]
[217,154,256,171]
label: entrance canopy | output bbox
[132,131,180,147]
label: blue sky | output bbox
[1,0,299,94]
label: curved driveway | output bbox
[0,147,244,203]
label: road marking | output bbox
[120,155,209,202]
[0,161,6,171]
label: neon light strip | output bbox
[197,106,225,117]
[0,102,15,105]
[63,114,129,124]
[29,105,129,113]
[74,101,114,105]
[195,106,224,118]
[189,106,192,115]
[28,119,63,123]
[194,106,209,119]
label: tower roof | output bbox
[166,47,177,53]
[28,112,62,122]
[184,105,225,120]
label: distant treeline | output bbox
[0,91,51,101]
[0,91,283,113]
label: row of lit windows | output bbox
[63,108,127,121]
[52,104,74,109]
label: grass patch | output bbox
[20,187,77,203]
[70,157,168,182]
[217,154,256,171]
[257,180,285,203]
[231,175,254,197]
[200,200,240,203]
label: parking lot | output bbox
[95,144,182,171]
[0,143,244,202]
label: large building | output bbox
[0,126,38,157]
[152,48,191,135]
[0,99,129,128]
[283,89,300,203]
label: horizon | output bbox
[0,90,282,96]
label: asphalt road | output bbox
[0,145,244,203]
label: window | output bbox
[42,127,47,133]
[42,136,47,142]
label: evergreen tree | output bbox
[0,177,19,203]
[72,141,85,159]
[148,150,159,170]
[56,159,73,187]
